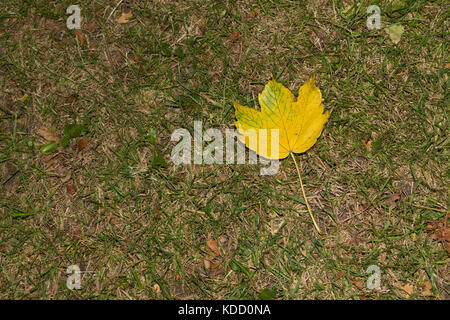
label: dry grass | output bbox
[0,0,448,299]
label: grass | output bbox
[0,0,448,299]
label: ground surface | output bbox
[0,0,448,299]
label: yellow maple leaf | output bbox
[233,75,330,233]
[234,75,329,159]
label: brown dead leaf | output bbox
[154,203,160,219]
[206,239,220,258]
[133,53,141,63]
[380,252,387,265]
[133,53,144,70]
[351,280,363,289]
[204,259,223,276]
[361,139,372,151]
[203,237,226,276]
[402,284,414,296]
[203,259,210,270]
[426,220,442,231]
[386,192,402,209]
[218,235,228,245]
[38,128,60,143]
[67,184,76,195]
[74,30,85,45]
[229,31,240,43]
[118,11,133,24]
[425,213,450,254]
[77,137,88,153]
[433,228,450,242]
[245,9,259,21]
[422,281,432,295]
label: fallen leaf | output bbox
[229,31,240,42]
[206,239,220,258]
[426,220,442,231]
[422,281,432,295]
[351,280,363,289]
[14,94,29,103]
[205,259,223,276]
[133,53,141,63]
[234,75,329,233]
[203,259,210,270]
[385,24,404,44]
[153,283,161,294]
[61,123,86,147]
[38,128,60,143]
[380,252,387,265]
[118,11,133,24]
[386,192,402,208]
[77,137,88,153]
[67,184,76,195]
[74,30,85,45]
[434,228,450,242]
[361,139,372,151]
[40,141,59,154]
[402,284,414,296]
[203,237,226,276]
[153,202,160,219]
[218,235,228,245]
[425,213,450,254]
[245,9,259,21]
[234,75,329,160]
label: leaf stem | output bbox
[290,153,322,234]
